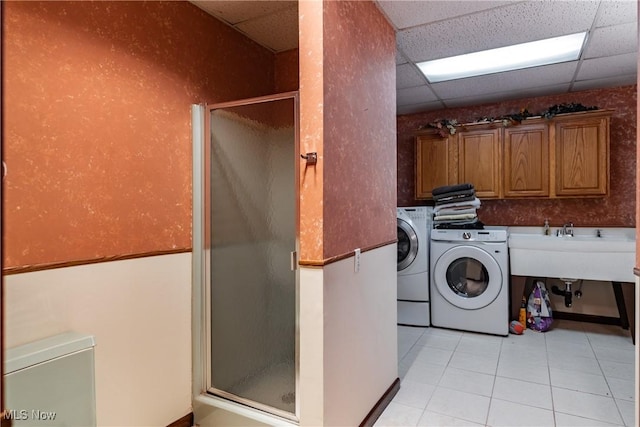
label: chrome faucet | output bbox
[561,222,574,237]
[556,222,574,236]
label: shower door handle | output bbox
[290,251,297,271]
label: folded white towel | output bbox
[434,197,481,213]
[435,207,478,216]
[433,213,477,222]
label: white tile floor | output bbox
[375,320,636,427]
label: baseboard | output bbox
[553,311,624,327]
[359,378,400,427]
[167,412,193,427]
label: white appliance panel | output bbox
[430,226,509,336]
[397,206,433,326]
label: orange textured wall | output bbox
[3,1,278,269]
[298,1,396,263]
[298,0,325,263]
[275,49,300,93]
[398,86,637,228]
[322,1,397,260]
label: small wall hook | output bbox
[301,152,317,165]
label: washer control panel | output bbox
[431,227,508,243]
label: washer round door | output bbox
[397,217,418,271]
[433,245,503,310]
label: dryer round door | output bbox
[433,245,503,310]
[397,217,418,271]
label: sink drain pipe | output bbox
[551,279,581,307]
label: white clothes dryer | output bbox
[430,226,509,336]
[397,206,433,326]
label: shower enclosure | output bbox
[192,92,299,422]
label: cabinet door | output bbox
[554,115,609,196]
[503,124,549,197]
[415,134,457,199]
[457,128,501,198]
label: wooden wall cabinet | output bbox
[415,133,457,199]
[553,113,610,197]
[457,127,502,199]
[503,121,550,197]
[415,110,612,200]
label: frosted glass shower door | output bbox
[207,94,298,420]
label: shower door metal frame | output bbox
[193,91,300,423]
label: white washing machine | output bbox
[397,206,433,326]
[430,226,509,336]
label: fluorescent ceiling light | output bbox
[417,32,587,83]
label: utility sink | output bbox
[508,226,636,282]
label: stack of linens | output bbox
[432,183,484,229]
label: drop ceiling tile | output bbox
[442,83,570,109]
[377,0,512,30]
[572,74,637,92]
[397,101,447,115]
[396,49,408,65]
[583,22,638,58]
[397,1,599,62]
[190,1,295,25]
[430,62,578,99]
[595,0,638,27]
[235,5,298,52]
[503,83,572,105]
[397,64,427,89]
[397,85,439,105]
[577,52,637,81]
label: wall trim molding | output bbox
[5,239,400,273]
[299,239,397,267]
[3,248,192,275]
[166,412,193,427]
[359,377,400,427]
